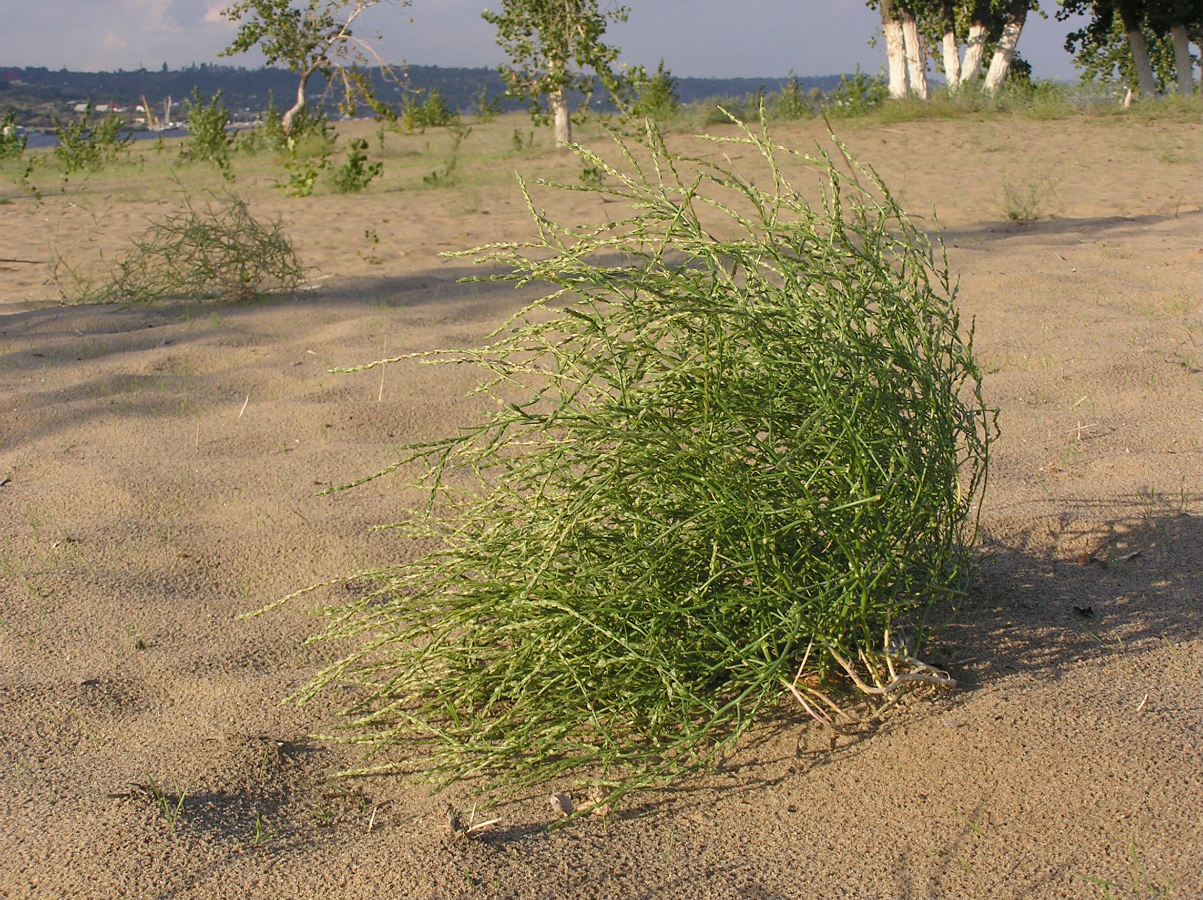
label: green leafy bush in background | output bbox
[53,103,131,174]
[181,88,236,178]
[282,116,995,813]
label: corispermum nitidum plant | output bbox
[278,115,996,813]
[68,191,305,304]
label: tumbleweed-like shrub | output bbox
[283,117,996,811]
[75,191,304,304]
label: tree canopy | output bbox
[482,0,631,144]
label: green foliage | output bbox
[283,107,337,158]
[219,0,404,133]
[1,109,26,160]
[421,123,471,187]
[631,59,682,121]
[278,118,995,809]
[1065,12,1183,95]
[401,88,460,131]
[482,0,632,131]
[283,156,329,196]
[825,67,889,117]
[579,163,603,187]
[330,137,382,192]
[181,88,236,178]
[472,83,504,122]
[771,70,816,121]
[53,103,131,174]
[66,191,305,303]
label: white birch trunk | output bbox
[1170,25,1194,97]
[548,57,572,146]
[984,14,1026,93]
[1125,27,1160,98]
[882,17,909,98]
[282,71,311,136]
[942,29,962,89]
[550,88,571,145]
[901,14,929,100]
[960,22,989,85]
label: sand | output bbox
[0,112,1199,898]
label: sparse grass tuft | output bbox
[1000,172,1058,224]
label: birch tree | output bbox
[873,0,1037,97]
[1059,0,1198,97]
[878,0,911,98]
[220,0,403,135]
[482,0,630,146]
[983,0,1032,91]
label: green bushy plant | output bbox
[825,67,889,117]
[772,71,815,121]
[1,109,26,160]
[631,59,682,122]
[330,138,382,192]
[401,88,460,131]
[53,103,131,174]
[277,116,995,812]
[181,88,235,178]
[472,83,503,123]
[421,122,471,187]
[66,191,305,303]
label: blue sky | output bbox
[2,0,1088,80]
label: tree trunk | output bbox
[1124,27,1160,97]
[550,87,571,145]
[879,0,909,99]
[1170,24,1194,96]
[901,9,929,100]
[282,69,313,136]
[984,1,1029,93]
[547,56,572,146]
[1116,0,1159,98]
[960,0,992,85]
[940,1,961,88]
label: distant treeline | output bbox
[0,64,846,128]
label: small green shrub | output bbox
[401,88,460,131]
[771,71,816,121]
[825,67,889,117]
[421,123,471,187]
[276,118,995,811]
[181,88,235,178]
[53,104,131,174]
[1,109,26,160]
[472,84,503,123]
[330,138,382,193]
[283,156,329,196]
[67,191,305,303]
[631,60,682,122]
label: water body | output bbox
[24,128,191,150]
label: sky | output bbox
[1,0,1089,81]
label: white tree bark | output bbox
[880,4,909,99]
[960,22,989,85]
[550,89,571,145]
[282,69,313,136]
[1125,26,1160,98]
[548,57,572,145]
[1170,24,1194,97]
[984,12,1027,94]
[901,12,929,100]
[942,28,962,89]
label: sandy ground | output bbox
[0,113,1200,898]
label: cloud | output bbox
[104,29,130,53]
